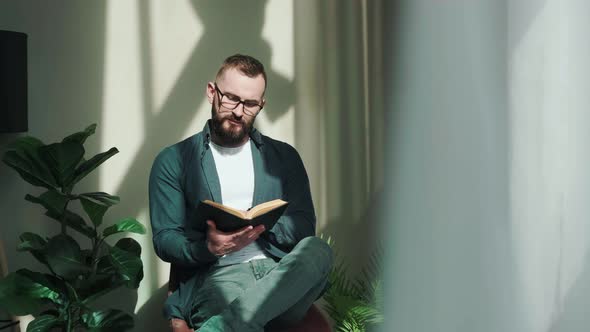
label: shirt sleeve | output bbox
[148,146,217,267]
[266,144,316,251]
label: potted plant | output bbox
[0,124,145,331]
[322,237,383,332]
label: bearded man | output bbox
[149,54,332,331]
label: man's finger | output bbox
[245,226,265,240]
[252,226,265,237]
[246,233,260,241]
[232,225,254,237]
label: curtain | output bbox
[293,0,385,273]
[382,0,589,331]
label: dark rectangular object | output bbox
[197,200,289,233]
[0,30,28,133]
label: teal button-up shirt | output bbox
[149,121,316,272]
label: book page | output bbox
[203,200,247,219]
[247,199,287,219]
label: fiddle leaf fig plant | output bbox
[0,124,145,332]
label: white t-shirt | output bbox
[209,139,271,266]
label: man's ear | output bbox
[206,82,215,104]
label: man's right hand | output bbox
[206,220,265,257]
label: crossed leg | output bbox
[191,236,333,332]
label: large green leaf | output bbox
[78,274,123,305]
[62,123,96,145]
[45,209,96,238]
[115,238,141,257]
[26,313,61,332]
[81,309,134,332]
[0,273,43,315]
[38,142,85,187]
[94,241,116,274]
[103,218,146,238]
[96,255,116,275]
[79,248,129,303]
[45,234,89,280]
[0,270,62,316]
[71,147,119,185]
[2,137,57,189]
[17,232,47,252]
[79,192,120,206]
[25,190,70,215]
[5,135,44,152]
[115,238,143,288]
[15,270,64,304]
[17,232,49,267]
[108,246,143,289]
[80,196,108,227]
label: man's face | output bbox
[206,68,265,147]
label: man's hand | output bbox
[206,220,265,257]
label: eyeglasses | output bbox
[214,83,264,116]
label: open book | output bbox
[199,199,289,232]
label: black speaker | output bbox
[0,30,28,133]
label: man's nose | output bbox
[232,102,245,117]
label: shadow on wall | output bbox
[133,285,171,331]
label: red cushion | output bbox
[271,305,331,332]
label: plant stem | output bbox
[66,306,73,332]
[61,196,71,235]
[89,237,103,278]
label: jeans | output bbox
[165,236,333,332]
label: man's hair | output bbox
[216,54,267,89]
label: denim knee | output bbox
[291,236,333,277]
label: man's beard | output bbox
[210,104,254,146]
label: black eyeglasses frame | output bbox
[214,83,264,116]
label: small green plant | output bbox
[0,124,145,331]
[321,236,383,332]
